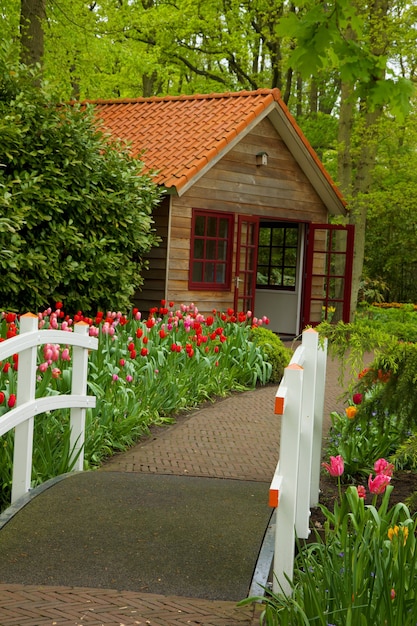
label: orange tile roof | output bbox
[88,89,345,207]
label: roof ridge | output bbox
[83,88,282,106]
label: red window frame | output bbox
[189,209,234,291]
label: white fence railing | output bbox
[0,313,98,503]
[269,328,327,596]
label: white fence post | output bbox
[70,322,90,471]
[272,363,303,596]
[310,336,328,506]
[11,314,38,503]
[295,328,318,539]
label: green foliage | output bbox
[243,486,417,625]
[249,326,292,384]
[0,46,160,312]
[276,0,412,115]
[326,404,403,480]
[391,433,417,472]
[362,113,417,303]
[357,276,389,304]
[316,319,398,387]
[319,314,417,477]
[355,305,417,343]
[355,342,417,434]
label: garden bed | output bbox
[310,469,417,534]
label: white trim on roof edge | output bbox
[267,104,345,217]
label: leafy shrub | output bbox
[249,326,292,383]
[0,47,160,312]
[357,276,389,304]
[355,304,417,342]
[391,433,417,471]
[354,342,417,434]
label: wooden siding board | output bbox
[194,176,320,203]
[137,196,169,313]
[175,196,324,223]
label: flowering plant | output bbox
[0,301,284,511]
[326,379,403,479]
[245,456,417,625]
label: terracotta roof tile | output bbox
[89,90,275,191]
[88,89,345,208]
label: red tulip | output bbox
[7,394,16,408]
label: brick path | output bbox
[0,348,350,626]
[0,584,259,625]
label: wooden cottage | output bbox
[92,89,354,337]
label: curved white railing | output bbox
[0,313,98,503]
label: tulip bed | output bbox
[243,452,417,625]
[0,301,276,511]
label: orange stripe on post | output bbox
[274,395,284,415]
[269,488,279,508]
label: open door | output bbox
[234,216,259,313]
[303,223,354,327]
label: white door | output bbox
[254,221,304,336]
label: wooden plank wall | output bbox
[158,118,329,315]
[133,195,169,315]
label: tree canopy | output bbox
[0,44,161,313]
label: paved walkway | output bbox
[0,351,349,626]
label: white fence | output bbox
[269,328,327,596]
[0,313,98,503]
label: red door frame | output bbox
[303,223,355,327]
[234,216,259,313]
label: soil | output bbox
[309,470,417,534]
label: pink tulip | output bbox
[352,393,363,405]
[374,458,394,477]
[61,348,71,361]
[357,485,366,499]
[368,473,391,494]
[322,455,344,477]
[44,346,53,361]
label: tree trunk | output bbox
[20,0,46,67]
[348,106,383,319]
[337,81,354,197]
[309,79,318,115]
[337,0,389,319]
